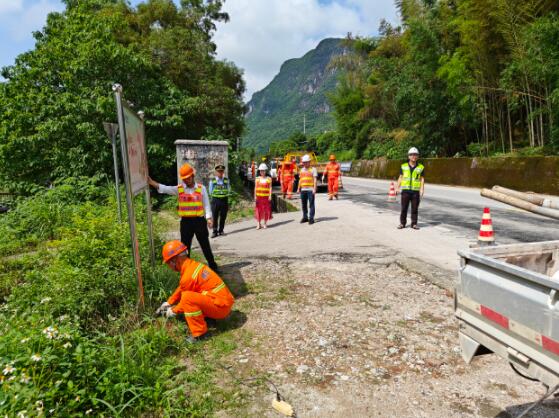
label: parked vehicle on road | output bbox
[455,241,559,389]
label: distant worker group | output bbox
[154,146,425,343]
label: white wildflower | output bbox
[49,409,55,414]
[20,374,30,384]
[75,396,80,402]
[16,410,27,418]
[42,326,58,340]
[20,338,30,344]
[31,354,42,362]
[85,409,93,415]
[2,365,15,375]
[63,342,72,349]
[40,297,51,304]
[58,315,68,321]
[8,376,15,381]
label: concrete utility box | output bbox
[175,140,229,189]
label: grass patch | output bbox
[0,179,249,416]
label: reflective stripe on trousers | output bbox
[177,291,232,337]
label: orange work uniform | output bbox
[323,162,341,198]
[280,161,295,199]
[167,259,234,337]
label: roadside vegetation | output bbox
[0,178,249,416]
[0,0,245,194]
[267,1,559,161]
[0,2,251,411]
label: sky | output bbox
[0,0,399,100]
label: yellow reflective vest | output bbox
[400,163,424,191]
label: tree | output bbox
[0,0,245,192]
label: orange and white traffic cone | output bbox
[387,182,397,202]
[478,207,495,245]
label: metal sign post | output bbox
[103,122,123,222]
[137,110,155,268]
[113,83,145,309]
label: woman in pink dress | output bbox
[254,163,273,229]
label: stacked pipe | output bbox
[480,186,559,220]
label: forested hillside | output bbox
[319,0,559,160]
[243,38,344,152]
[0,0,245,193]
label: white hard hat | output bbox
[408,147,419,155]
[301,154,311,163]
[258,163,268,171]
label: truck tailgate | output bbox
[456,241,559,386]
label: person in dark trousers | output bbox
[148,163,219,272]
[297,154,318,225]
[396,147,425,230]
[209,164,230,238]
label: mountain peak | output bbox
[243,38,345,152]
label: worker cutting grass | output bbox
[157,240,235,344]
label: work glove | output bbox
[155,302,171,316]
[165,308,176,319]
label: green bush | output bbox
[0,179,232,416]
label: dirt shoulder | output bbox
[215,249,558,417]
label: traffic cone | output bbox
[478,207,495,245]
[387,182,397,202]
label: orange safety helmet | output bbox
[179,163,195,180]
[162,240,188,263]
[329,154,336,161]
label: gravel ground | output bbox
[217,247,559,418]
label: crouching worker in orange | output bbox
[156,240,235,344]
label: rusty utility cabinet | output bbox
[175,140,229,188]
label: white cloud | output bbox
[5,0,63,41]
[0,0,23,15]
[214,0,399,100]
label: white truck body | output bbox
[455,241,559,388]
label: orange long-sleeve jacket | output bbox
[323,162,341,178]
[167,259,234,312]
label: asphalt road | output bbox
[341,176,559,244]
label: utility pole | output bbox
[303,113,306,135]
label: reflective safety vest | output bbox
[400,163,424,191]
[167,259,235,308]
[211,178,230,199]
[255,177,272,197]
[177,184,205,217]
[299,169,315,189]
[325,162,340,177]
[281,162,294,178]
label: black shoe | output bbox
[211,232,218,238]
[300,218,309,223]
[309,219,315,225]
[206,318,218,328]
[218,231,225,236]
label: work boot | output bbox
[211,231,218,238]
[218,231,225,236]
[185,334,208,344]
[328,196,333,201]
[300,218,308,223]
[309,219,315,225]
[334,195,339,200]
